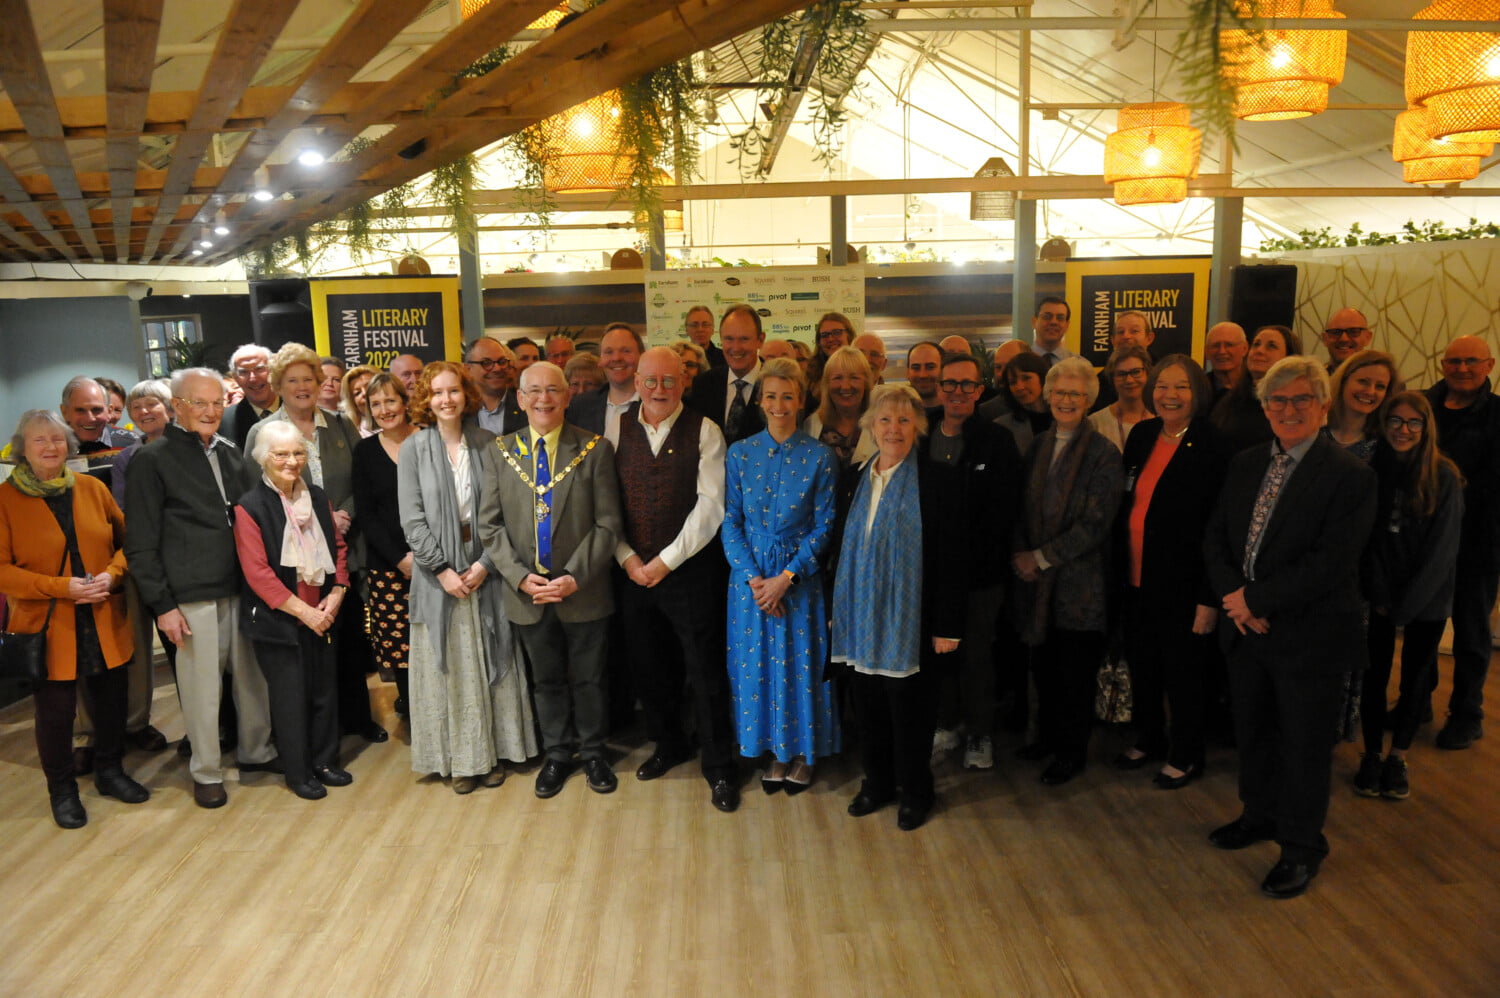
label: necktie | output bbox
[726,379,748,437]
[1045,352,1058,369]
[535,437,552,574]
[1242,452,1292,579]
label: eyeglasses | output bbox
[1323,327,1367,340]
[938,379,982,394]
[1441,356,1490,369]
[466,357,512,370]
[640,376,678,389]
[817,328,849,341]
[174,397,226,412]
[522,386,567,398]
[1113,368,1148,381]
[1385,415,1427,433]
[1050,390,1088,402]
[1264,393,1317,411]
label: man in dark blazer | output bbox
[223,344,280,451]
[566,322,641,443]
[479,361,624,800]
[688,303,766,445]
[464,336,525,435]
[685,305,724,369]
[1203,355,1377,900]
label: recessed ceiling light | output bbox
[214,223,230,236]
[252,189,274,202]
[297,148,325,167]
[191,249,204,256]
[198,238,213,248]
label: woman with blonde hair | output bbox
[805,345,877,468]
[341,363,381,437]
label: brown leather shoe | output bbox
[125,725,169,753]
[193,781,227,809]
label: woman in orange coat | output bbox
[0,410,148,829]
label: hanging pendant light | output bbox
[541,90,632,193]
[1222,0,1348,121]
[970,157,1017,221]
[1393,107,1494,184]
[1103,103,1202,205]
[1406,0,1500,142]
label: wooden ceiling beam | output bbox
[162,0,435,262]
[0,151,78,260]
[0,0,103,259]
[104,0,166,262]
[139,0,302,260]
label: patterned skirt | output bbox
[366,568,411,680]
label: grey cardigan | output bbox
[396,424,508,681]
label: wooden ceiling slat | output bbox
[162,0,434,262]
[138,0,303,261]
[104,0,167,262]
[0,0,103,259]
[0,151,78,260]
[222,0,811,263]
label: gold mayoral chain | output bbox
[499,434,602,521]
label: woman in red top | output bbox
[1114,356,1233,788]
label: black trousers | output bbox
[1229,635,1344,864]
[252,631,339,785]
[1442,561,1497,722]
[620,555,736,781]
[517,610,609,762]
[35,668,127,794]
[1124,588,1210,770]
[334,577,375,733]
[1364,613,1444,754]
[1033,627,1108,766]
[851,667,939,808]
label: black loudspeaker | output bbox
[1228,264,1297,335]
[249,278,314,351]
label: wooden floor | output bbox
[1,657,1496,998]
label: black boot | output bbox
[95,766,151,804]
[48,779,87,829]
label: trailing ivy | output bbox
[1170,0,1262,149]
[1261,218,1500,252]
[618,59,705,224]
[430,153,479,239]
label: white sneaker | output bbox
[932,727,961,758]
[962,734,994,770]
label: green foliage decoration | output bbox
[1260,218,1500,252]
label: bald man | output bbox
[1425,335,1500,750]
[1206,321,1249,405]
[761,338,797,363]
[852,333,887,384]
[939,335,972,358]
[1321,308,1373,371]
[389,354,424,392]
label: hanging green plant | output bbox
[618,59,704,222]
[430,153,479,240]
[1171,0,1263,148]
[1261,217,1500,252]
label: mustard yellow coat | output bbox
[0,475,131,680]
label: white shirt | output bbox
[614,404,727,572]
[720,360,762,427]
[603,390,641,447]
[1031,342,1076,363]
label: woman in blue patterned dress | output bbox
[723,358,841,796]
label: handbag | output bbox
[1094,653,1133,724]
[0,552,68,686]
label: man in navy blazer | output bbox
[687,304,766,446]
[1203,355,1376,900]
[566,322,641,443]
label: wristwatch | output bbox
[781,569,800,586]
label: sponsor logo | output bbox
[790,291,820,301]
[724,277,742,286]
[757,308,773,317]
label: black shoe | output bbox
[393,696,408,718]
[177,737,192,758]
[1380,755,1410,800]
[1112,749,1156,770]
[710,779,740,813]
[897,802,930,832]
[238,757,284,775]
[95,767,150,804]
[357,723,389,744]
[125,725,169,753]
[1261,858,1317,899]
[72,746,95,776]
[1040,759,1083,785]
[1015,742,1051,761]
[314,766,354,787]
[1209,817,1276,850]
[50,792,87,829]
[1153,764,1202,790]
[288,778,328,801]
[635,748,692,782]
[535,758,575,799]
[847,791,894,818]
[584,757,617,794]
[1435,715,1482,750]
[1354,752,1382,797]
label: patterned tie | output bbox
[1242,452,1292,579]
[726,378,748,437]
[535,437,552,574]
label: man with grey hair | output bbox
[224,344,279,451]
[1204,355,1376,899]
[59,376,135,490]
[685,305,723,368]
[125,367,276,808]
[1205,321,1249,406]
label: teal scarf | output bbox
[831,450,924,675]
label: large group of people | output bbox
[2,298,1494,904]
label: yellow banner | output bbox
[310,276,462,369]
[1063,257,1213,366]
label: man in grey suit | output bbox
[479,361,625,799]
